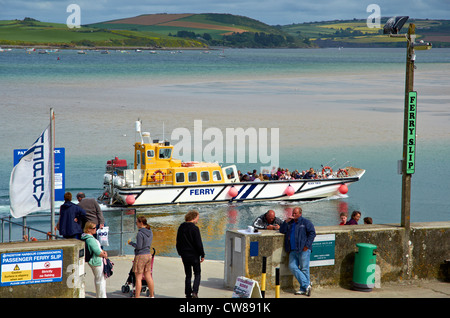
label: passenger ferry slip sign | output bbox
[0,250,63,286]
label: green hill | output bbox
[88,13,310,48]
[1,15,448,49]
[0,14,310,49]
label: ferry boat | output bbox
[99,122,365,207]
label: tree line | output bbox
[170,30,311,48]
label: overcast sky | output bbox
[0,0,449,25]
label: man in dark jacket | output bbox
[279,206,316,296]
[176,210,205,298]
[57,192,86,239]
[253,210,283,230]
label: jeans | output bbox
[181,256,201,296]
[288,249,311,291]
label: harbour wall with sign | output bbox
[224,222,450,291]
[0,239,85,298]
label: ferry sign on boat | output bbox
[99,122,365,207]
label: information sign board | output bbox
[0,249,63,286]
[14,147,65,201]
[311,234,335,266]
[406,91,417,174]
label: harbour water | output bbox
[0,48,449,259]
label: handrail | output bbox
[1,209,137,256]
[1,214,61,242]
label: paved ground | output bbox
[85,255,450,299]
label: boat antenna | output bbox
[135,119,143,144]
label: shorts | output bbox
[133,254,152,274]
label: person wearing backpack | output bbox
[82,221,108,298]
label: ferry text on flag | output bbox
[10,125,52,218]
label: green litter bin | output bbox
[352,243,377,292]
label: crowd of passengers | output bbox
[238,167,335,182]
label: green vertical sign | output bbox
[406,91,417,174]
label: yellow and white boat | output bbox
[99,123,365,207]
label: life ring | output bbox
[337,168,348,178]
[322,166,333,175]
[151,170,165,183]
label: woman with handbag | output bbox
[128,215,155,298]
[82,221,108,298]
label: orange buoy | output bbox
[339,184,348,194]
[285,185,295,196]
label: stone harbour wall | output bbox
[224,222,450,292]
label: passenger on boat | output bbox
[303,168,315,179]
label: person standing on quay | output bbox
[57,192,86,239]
[82,221,108,298]
[77,192,105,238]
[279,206,316,296]
[176,210,205,298]
[128,216,155,298]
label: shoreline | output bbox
[0,44,212,51]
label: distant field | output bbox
[282,19,450,47]
[0,20,126,43]
[107,14,194,26]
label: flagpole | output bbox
[50,108,56,238]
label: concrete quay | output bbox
[85,255,450,299]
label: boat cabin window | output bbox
[188,171,197,182]
[159,147,172,159]
[176,172,185,183]
[200,171,210,182]
[147,150,154,158]
[213,170,222,181]
[136,150,141,165]
[225,167,235,179]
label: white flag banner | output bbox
[10,125,52,218]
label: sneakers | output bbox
[306,285,312,296]
[295,285,312,296]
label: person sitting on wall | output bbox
[364,217,373,224]
[253,210,283,230]
[346,211,361,225]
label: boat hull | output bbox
[105,176,360,207]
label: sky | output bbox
[0,0,449,26]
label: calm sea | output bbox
[0,47,449,259]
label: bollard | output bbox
[261,256,266,298]
[275,267,280,298]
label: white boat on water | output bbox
[99,122,365,207]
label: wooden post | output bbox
[401,24,415,231]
